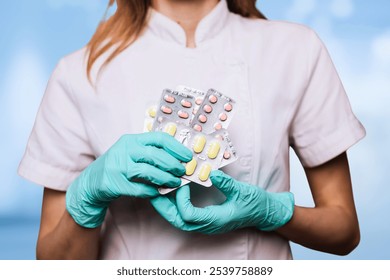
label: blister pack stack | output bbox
[144,85,238,194]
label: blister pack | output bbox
[176,85,207,117]
[191,89,236,134]
[154,119,230,187]
[152,89,195,130]
[210,129,238,168]
[143,85,238,194]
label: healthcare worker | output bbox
[19,0,366,259]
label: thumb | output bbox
[150,196,182,227]
[209,170,238,197]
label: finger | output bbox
[125,182,160,198]
[151,196,207,232]
[138,132,193,162]
[132,145,186,177]
[176,185,215,224]
[127,162,182,188]
[150,196,189,229]
[210,170,238,197]
[101,172,160,199]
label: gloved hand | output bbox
[151,170,294,234]
[66,132,193,228]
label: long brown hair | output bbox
[87,0,266,79]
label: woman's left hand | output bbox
[150,170,295,234]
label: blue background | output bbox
[0,0,389,259]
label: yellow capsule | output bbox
[198,163,212,182]
[147,106,157,118]
[164,123,177,136]
[207,141,221,159]
[146,121,153,132]
[193,135,207,153]
[185,158,197,176]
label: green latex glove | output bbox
[151,170,294,234]
[66,132,193,228]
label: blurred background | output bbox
[0,0,389,259]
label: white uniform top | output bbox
[18,0,365,259]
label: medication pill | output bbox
[164,94,176,103]
[181,99,192,108]
[161,105,173,114]
[219,113,228,121]
[198,163,212,182]
[147,106,157,118]
[223,151,231,160]
[203,104,213,113]
[185,158,197,176]
[178,110,189,119]
[193,124,202,132]
[224,103,233,112]
[164,123,177,136]
[214,123,222,130]
[193,135,207,153]
[195,97,203,105]
[146,121,153,132]
[207,141,221,159]
[209,94,218,104]
[198,114,207,123]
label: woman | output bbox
[18,0,365,259]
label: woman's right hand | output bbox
[65,132,193,228]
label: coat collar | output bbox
[147,0,230,47]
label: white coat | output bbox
[18,0,365,259]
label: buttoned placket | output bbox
[144,0,255,259]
